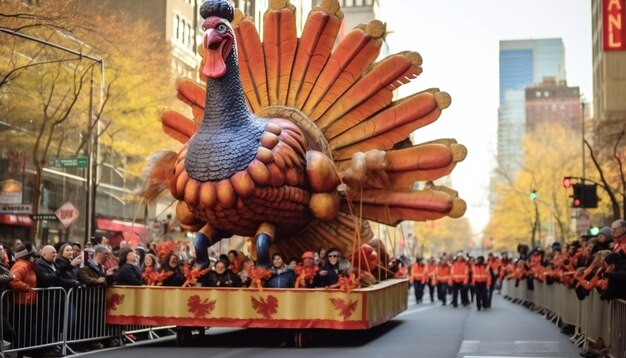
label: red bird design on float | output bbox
[142,0,467,269]
[187,295,217,317]
[106,294,125,313]
[251,295,279,319]
[329,298,358,320]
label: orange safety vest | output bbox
[487,258,500,276]
[435,264,451,284]
[449,261,469,284]
[410,263,427,284]
[472,264,491,286]
[426,263,436,282]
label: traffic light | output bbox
[571,183,598,208]
[562,177,572,188]
[529,190,537,200]
[589,226,600,236]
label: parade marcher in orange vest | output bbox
[472,256,492,311]
[467,256,476,303]
[409,257,428,304]
[449,254,470,307]
[426,257,437,303]
[498,251,512,293]
[434,259,451,305]
[487,253,500,306]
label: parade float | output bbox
[106,0,467,347]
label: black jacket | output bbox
[55,257,82,289]
[34,258,59,288]
[201,270,241,287]
[116,263,145,286]
[0,262,13,293]
[162,268,186,287]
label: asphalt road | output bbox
[72,291,583,358]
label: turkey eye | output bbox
[217,24,227,33]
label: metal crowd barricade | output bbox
[2,285,176,357]
[503,278,626,358]
[1,287,67,357]
[610,299,625,358]
[65,286,122,351]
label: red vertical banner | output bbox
[603,0,626,51]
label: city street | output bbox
[77,293,582,358]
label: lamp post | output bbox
[0,27,104,245]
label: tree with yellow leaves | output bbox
[0,0,176,242]
[485,121,580,251]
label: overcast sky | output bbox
[376,0,592,237]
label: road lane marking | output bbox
[396,305,437,317]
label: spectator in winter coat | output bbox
[55,243,83,290]
[315,248,341,287]
[115,248,145,286]
[202,259,241,287]
[0,245,16,342]
[611,220,626,252]
[600,251,626,300]
[34,245,59,288]
[266,253,295,288]
[78,245,112,287]
[8,243,37,348]
[161,254,185,287]
[592,227,613,254]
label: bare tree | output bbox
[585,123,626,220]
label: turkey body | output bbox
[169,52,315,237]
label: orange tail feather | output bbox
[234,16,270,113]
[302,22,385,120]
[342,189,465,225]
[161,110,199,144]
[331,91,450,160]
[288,4,343,108]
[263,4,298,106]
[319,52,422,132]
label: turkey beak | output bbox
[202,29,230,79]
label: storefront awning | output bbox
[95,218,148,235]
[0,214,33,227]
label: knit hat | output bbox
[136,244,146,252]
[301,251,315,260]
[14,243,36,259]
[598,226,612,238]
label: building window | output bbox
[187,23,193,49]
[183,20,189,46]
[174,14,180,40]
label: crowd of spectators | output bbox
[0,236,364,356]
[500,219,626,302]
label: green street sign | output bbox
[50,156,88,168]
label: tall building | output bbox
[591,0,626,145]
[497,38,566,175]
[525,77,581,133]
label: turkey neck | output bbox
[200,54,251,129]
[185,52,265,183]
